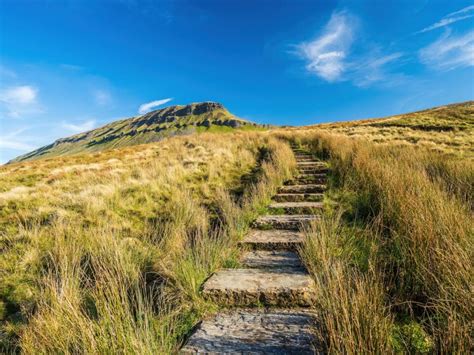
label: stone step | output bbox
[279,184,326,194]
[286,175,327,185]
[241,250,303,269]
[253,214,319,230]
[269,201,324,214]
[239,229,304,250]
[297,161,327,167]
[295,159,313,162]
[298,166,329,173]
[273,193,324,202]
[180,309,321,354]
[296,173,327,178]
[202,268,316,306]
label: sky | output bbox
[1,0,473,163]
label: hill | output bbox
[9,102,260,163]
[1,101,472,353]
[314,101,474,157]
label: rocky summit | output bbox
[9,102,259,163]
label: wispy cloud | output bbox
[419,29,474,70]
[0,85,39,118]
[62,119,97,133]
[296,10,403,87]
[297,11,355,82]
[0,127,35,152]
[93,89,112,106]
[417,5,474,33]
[0,85,37,105]
[138,98,173,114]
[351,52,404,87]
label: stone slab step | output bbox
[296,173,327,178]
[269,201,324,214]
[296,158,318,162]
[297,161,327,167]
[279,184,326,194]
[239,229,304,250]
[241,250,303,269]
[298,166,330,173]
[253,214,319,230]
[202,268,316,306]
[273,193,324,202]
[286,175,327,185]
[180,309,321,354]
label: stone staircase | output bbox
[181,145,328,353]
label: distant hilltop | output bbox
[9,102,260,163]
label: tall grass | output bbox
[300,212,393,354]
[283,130,473,353]
[0,132,294,353]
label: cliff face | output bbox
[9,102,258,163]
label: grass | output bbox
[0,131,295,353]
[10,103,263,164]
[1,101,472,353]
[310,101,474,158]
[285,130,473,353]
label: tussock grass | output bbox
[300,212,393,354]
[284,130,473,353]
[314,101,474,159]
[0,132,294,353]
[2,103,471,353]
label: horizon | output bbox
[1,0,474,163]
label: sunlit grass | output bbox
[0,131,295,352]
[286,130,473,353]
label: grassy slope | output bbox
[1,101,472,353]
[313,101,474,158]
[0,131,294,352]
[9,102,263,164]
[275,101,473,352]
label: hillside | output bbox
[1,102,472,353]
[314,101,474,157]
[9,102,260,163]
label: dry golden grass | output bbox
[299,101,474,159]
[283,129,473,353]
[1,101,472,353]
[0,131,295,353]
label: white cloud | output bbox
[447,5,474,17]
[418,5,474,33]
[0,139,34,151]
[0,127,35,152]
[419,29,474,70]
[351,52,404,87]
[0,85,39,118]
[62,120,97,133]
[297,11,355,82]
[295,11,403,87]
[0,85,37,105]
[138,98,173,114]
[93,89,112,105]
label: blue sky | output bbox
[1,0,473,163]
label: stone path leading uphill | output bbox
[181,146,328,354]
